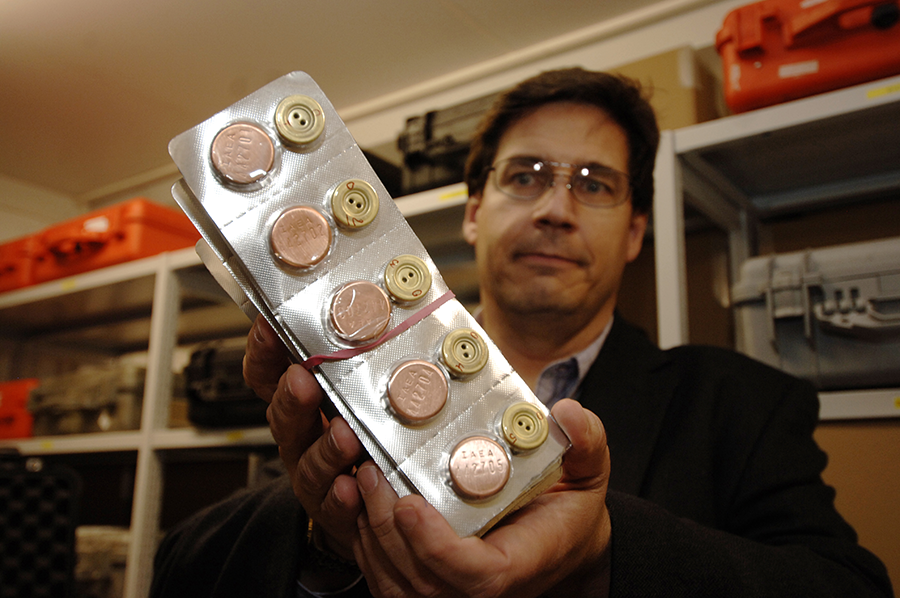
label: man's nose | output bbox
[532,174,578,226]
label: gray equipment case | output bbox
[28,363,145,436]
[732,236,900,390]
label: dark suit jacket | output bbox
[151,317,894,597]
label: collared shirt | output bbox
[472,307,613,407]
[533,317,611,407]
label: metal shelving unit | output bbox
[653,74,900,420]
[0,194,478,597]
[0,247,262,598]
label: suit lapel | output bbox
[576,316,677,496]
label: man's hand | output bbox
[352,398,612,598]
[243,315,364,560]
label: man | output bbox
[152,69,893,597]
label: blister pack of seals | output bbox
[168,72,570,537]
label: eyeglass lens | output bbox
[494,157,629,207]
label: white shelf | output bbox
[0,246,267,598]
[394,181,468,216]
[151,426,274,450]
[0,247,199,310]
[819,388,900,421]
[675,75,900,153]
[674,74,900,216]
[0,431,142,454]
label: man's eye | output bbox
[577,177,613,195]
[508,172,539,187]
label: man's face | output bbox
[462,101,648,323]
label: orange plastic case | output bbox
[0,234,38,293]
[716,0,900,113]
[31,198,201,284]
[0,378,39,439]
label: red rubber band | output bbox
[301,290,455,369]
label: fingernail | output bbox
[554,411,575,440]
[357,465,378,495]
[253,319,268,344]
[283,367,296,398]
[327,424,340,452]
[395,504,418,531]
[330,483,345,508]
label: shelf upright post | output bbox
[653,130,689,348]
[124,252,181,598]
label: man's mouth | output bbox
[513,250,584,269]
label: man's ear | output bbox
[462,194,481,247]
[626,210,649,264]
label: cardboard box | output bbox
[610,46,725,131]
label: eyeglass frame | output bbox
[485,156,633,208]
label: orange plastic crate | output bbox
[717,0,900,113]
[0,234,39,293]
[32,198,201,284]
[0,378,39,439]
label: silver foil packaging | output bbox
[168,72,570,537]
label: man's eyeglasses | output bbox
[487,157,632,208]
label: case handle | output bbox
[720,0,898,53]
[813,296,900,339]
[786,0,898,47]
[40,214,120,262]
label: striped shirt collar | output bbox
[471,307,613,406]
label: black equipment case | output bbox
[0,450,81,597]
[397,92,499,195]
[184,345,269,428]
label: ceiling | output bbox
[0,0,697,206]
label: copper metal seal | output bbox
[210,122,274,184]
[329,281,392,343]
[448,436,510,500]
[270,206,332,268]
[387,359,448,423]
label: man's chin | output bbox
[501,287,580,317]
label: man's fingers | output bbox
[551,398,609,484]
[356,463,443,597]
[243,315,291,402]
[392,494,508,596]
[293,417,363,507]
[355,511,418,598]
[267,364,326,467]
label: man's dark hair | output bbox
[464,67,659,215]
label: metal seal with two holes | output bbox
[332,179,379,228]
[384,255,432,303]
[441,328,488,376]
[275,95,325,145]
[501,402,549,451]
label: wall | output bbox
[815,421,900,591]
[342,0,746,155]
[0,175,82,243]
